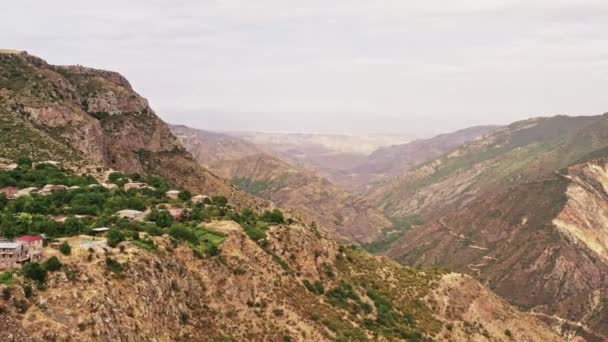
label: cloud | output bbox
[1,0,608,135]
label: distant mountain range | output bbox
[172,125,391,243]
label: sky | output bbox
[2,0,608,136]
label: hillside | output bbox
[0,51,265,209]
[172,125,391,243]
[385,154,608,339]
[0,162,563,341]
[350,125,500,190]
[366,115,608,219]
[1,224,565,341]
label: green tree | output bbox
[178,190,192,202]
[59,241,71,255]
[22,262,47,284]
[211,196,228,207]
[146,208,172,228]
[261,209,285,224]
[44,256,62,271]
[107,229,126,248]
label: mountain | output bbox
[385,153,608,338]
[345,125,500,190]
[172,125,391,243]
[0,219,562,341]
[228,131,409,186]
[366,115,608,220]
[0,50,264,209]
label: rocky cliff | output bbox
[0,51,265,209]
[366,115,608,220]
[386,155,608,338]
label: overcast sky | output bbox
[3,1,608,136]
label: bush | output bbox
[168,224,198,244]
[44,256,62,272]
[505,329,512,338]
[146,208,172,228]
[2,287,11,300]
[243,224,266,241]
[260,209,285,224]
[0,271,14,285]
[107,229,126,248]
[22,263,47,284]
[22,283,33,298]
[211,196,228,207]
[59,241,71,255]
[105,257,123,274]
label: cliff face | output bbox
[0,221,561,341]
[0,51,265,209]
[366,115,608,220]
[386,156,608,338]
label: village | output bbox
[0,160,212,271]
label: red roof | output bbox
[15,235,43,243]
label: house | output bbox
[167,208,184,220]
[0,242,28,269]
[115,209,146,221]
[165,190,180,199]
[0,163,17,171]
[15,235,43,262]
[15,187,39,198]
[101,183,118,190]
[191,195,208,204]
[0,187,19,199]
[124,182,153,192]
[40,184,68,196]
[91,227,110,235]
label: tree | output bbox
[178,190,192,202]
[44,256,62,271]
[22,262,47,284]
[16,155,32,170]
[146,208,172,228]
[107,229,126,248]
[211,196,228,207]
[59,241,71,255]
[261,209,285,224]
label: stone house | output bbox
[191,195,208,204]
[0,242,28,269]
[15,235,44,262]
[40,184,68,196]
[15,187,39,198]
[165,190,180,199]
[124,182,153,192]
[0,187,19,199]
[115,209,146,221]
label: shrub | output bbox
[146,208,172,228]
[107,229,126,248]
[168,224,199,244]
[211,196,228,207]
[0,271,14,285]
[44,256,62,272]
[105,257,123,274]
[505,329,512,338]
[22,284,33,298]
[59,241,71,255]
[22,263,47,284]
[2,287,11,300]
[260,209,285,224]
[243,224,266,241]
